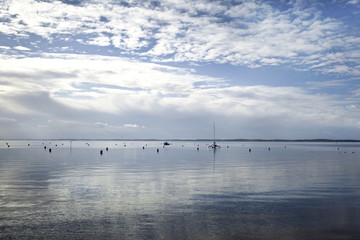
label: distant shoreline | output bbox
[2,138,360,142]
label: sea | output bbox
[1,140,360,239]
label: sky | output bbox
[0,0,360,140]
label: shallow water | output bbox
[1,140,360,239]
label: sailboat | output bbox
[209,122,220,149]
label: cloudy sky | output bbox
[0,0,360,139]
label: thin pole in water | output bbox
[70,139,74,151]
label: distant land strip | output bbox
[2,139,360,142]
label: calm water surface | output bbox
[1,140,360,239]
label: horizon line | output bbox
[2,138,360,142]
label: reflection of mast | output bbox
[212,147,216,173]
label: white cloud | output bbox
[347,0,360,4]
[95,122,109,128]
[13,46,31,51]
[0,117,16,122]
[87,34,111,47]
[1,1,360,138]
[123,124,140,128]
[0,0,358,75]
[306,79,349,89]
[225,1,272,18]
[0,53,360,138]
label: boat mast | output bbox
[209,121,220,149]
[213,122,216,144]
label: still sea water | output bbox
[1,140,360,239]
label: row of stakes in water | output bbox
[6,142,354,155]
